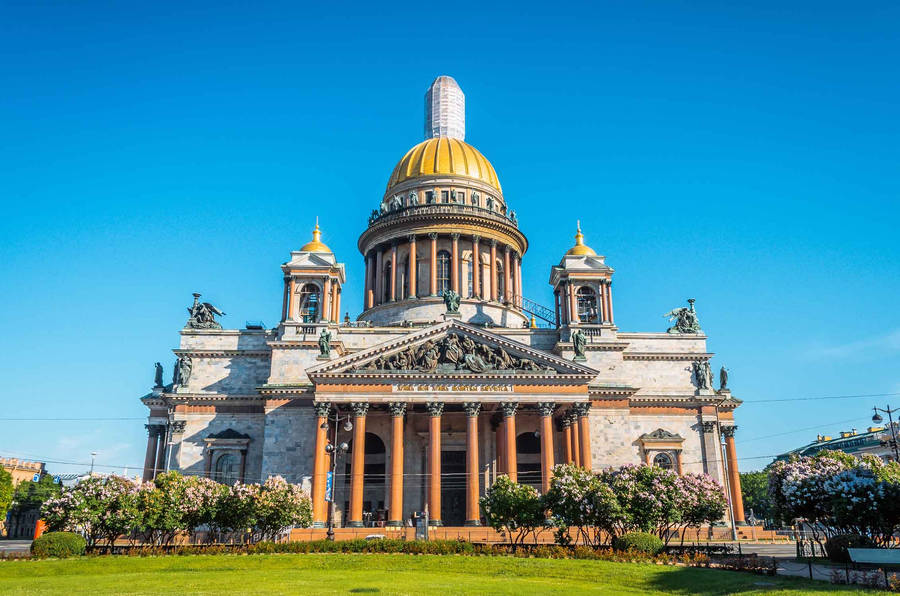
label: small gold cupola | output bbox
[566,221,596,256]
[300,219,332,253]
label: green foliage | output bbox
[739,471,771,522]
[480,475,545,544]
[824,534,874,563]
[543,463,620,546]
[12,475,61,512]
[253,476,313,541]
[30,532,87,558]
[612,532,664,554]
[0,468,13,520]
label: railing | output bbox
[514,295,556,326]
[368,203,519,228]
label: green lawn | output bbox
[0,553,884,595]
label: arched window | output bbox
[215,453,241,485]
[496,261,504,299]
[299,284,320,323]
[576,286,599,323]
[437,250,451,294]
[399,260,408,300]
[653,452,674,471]
[465,258,474,298]
[382,262,392,303]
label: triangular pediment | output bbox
[307,320,598,380]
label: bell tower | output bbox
[280,220,346,328]
[549,222,615,328]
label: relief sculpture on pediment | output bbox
[358,332,553,374]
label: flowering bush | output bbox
[42,475,141,548]
[768,450,900,548]
[42,472,312,549]
[480,475,546,544]
[676,473,727,544]
[599,464,685,542]
[543,463,620,546]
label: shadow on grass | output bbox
[646,565,865,594]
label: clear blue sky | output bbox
[1,2,897,476]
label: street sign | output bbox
[53,476,61,484]
[324,471,333,502]
[32,473,40,482]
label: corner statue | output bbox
[571,329,586,360]
[185,293,225,330]
[153,362,164,388]
[719,366,729,391]
[692,360,712,390]
[318,328,332,358]
[664,298,701,334]
[442,289,460,314]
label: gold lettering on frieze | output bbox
[392,384,512,393]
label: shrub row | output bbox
[31,532,87,558]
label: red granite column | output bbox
[606,280,615,325]
[311,402,330,527]
[501,402,518,482]
[366,253,375,309]
[348,402,369,527]
[471,235,481,298]
[408,235,417,298]
[723,426,746,523]
[154,425,168,479]
[570,411,581,467]
[322,277,331,322]
[503,246,511,304]
[464,402,481,526]
[561,418,573,464]
[388,402,406,526]
[451,233,460,293]
[375,247,384,306]
[281,277,290,321]
[577,403,592,470]
[427,401,444,525]
[538,403,555,493]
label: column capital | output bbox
[701,420,717,434]
[145,423,164,437]
[536,402,556,417]
[721,425,738,438]
[555,416,570,432]
[391,239,399,248]
[451,232,460,241]
[428,232,438,240]
[564,410,578,425]
[350,402,370,418]
[463,402,482,417]
[489,238,498,247]
[314,402,331,417]
[472,234,481,243]
[388,402,408,417]
[171,420,186,434]
[503,244,511,254]
[500,401,519,418]
[407,234,417,243]
[426,401,445,417]
[573,402,592,417]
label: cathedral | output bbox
[141,76,745,529]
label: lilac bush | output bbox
[254,475,312,541]
[543,463,620,546]
[480,475,546,545]
[42,475,141,549]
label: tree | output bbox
[42,475,141,549]
[253,476,312,541]
[543,463,620,546]
[599,464,683,541]
[138,471,190,546]
[677,473,727,545]
[480,475,545,545]
[0,468,13,521]
[11,475,61,513]
[214,483,260,543]
[739,471,771,523]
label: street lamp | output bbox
[90,452,97,475]
[872,405,900,461]
[323,408,353,541]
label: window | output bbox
[653,452,674,471]
[299,284,320,322]
[496,261,504,299]
[399,261,408,300]
[576,286,599,323]
[456,191,464,203]
[441,190,449,203]
[215,453,241,485]
[425,191,434,204]
[383,262,392,303]
[437,250,450,294]
[465,258,473,297]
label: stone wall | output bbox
[171,413,266,483]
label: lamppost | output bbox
[872,406,900,461]
[90,451,97,475]
[323,408,353,541]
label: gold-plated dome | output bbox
[300,220,332,253]
[386,137,502,193]
[566,221,596,256]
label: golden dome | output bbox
[386,137,502,193]
[566,221,597,256]
[300,220,332,253]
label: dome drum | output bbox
[358,296,529,328]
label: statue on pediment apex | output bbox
[185,293,225,330]
[664,298,701,334]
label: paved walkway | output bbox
[0,540,31,555]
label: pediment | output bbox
[307,320,597,380]
[640,428,684,442]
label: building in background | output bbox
[140,76,746,529]
[0,457,45,486]
[777,425,897,463]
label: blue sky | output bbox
[1,2,897,475]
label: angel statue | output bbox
[442,289,460,314]
[408,190,419,205]
[185,293,225,329]
[663,298,701,334]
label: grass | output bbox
[0,553,887,595]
